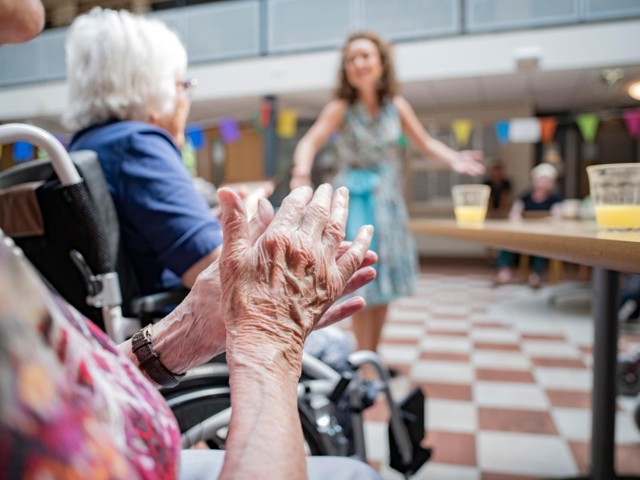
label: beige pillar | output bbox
[47,0,78,27]
[130,0,153,14]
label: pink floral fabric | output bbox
[0,241,181,479]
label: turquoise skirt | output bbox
[336,165,417,307]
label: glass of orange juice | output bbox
[451,184,490,225]
[587,163,640,231]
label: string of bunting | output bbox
[181,105,640,158]
[472,107,640,146]
[8,134,67,162]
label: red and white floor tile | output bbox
[344,262,640,479]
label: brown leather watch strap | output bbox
[131,324,184,388]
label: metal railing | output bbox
[1,0,638,87]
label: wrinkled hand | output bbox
[217,184,374,373]
[450,150,485,176]
[149,190,375,376]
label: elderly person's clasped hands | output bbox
[219,185,374,373]
[148,185,376,382]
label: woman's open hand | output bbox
[217,184,374,375]
[450,150,485,176]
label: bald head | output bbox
[0,0,45,45]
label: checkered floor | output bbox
[344,260,640,479]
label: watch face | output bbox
[131,326,181,388]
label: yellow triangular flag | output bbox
[452,119,473,148]
[277,109,297,138]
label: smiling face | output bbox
[343,38,384,93]
[334,32,398,104]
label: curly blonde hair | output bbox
[334,31,399,105]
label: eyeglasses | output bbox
[178,78,198,97]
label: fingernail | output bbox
[338,186,348,198]
[365,225,374,235]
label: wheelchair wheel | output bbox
[298,401,330,456]
[165,386,232,449]
[166,380,341,454]
[163,362,232,448]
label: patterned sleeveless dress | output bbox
[333,99,418,306]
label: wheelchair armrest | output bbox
[130,289,189,316]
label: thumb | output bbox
[218,187,250,261]
[248,198,274,244]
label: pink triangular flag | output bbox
[623,109,640,138]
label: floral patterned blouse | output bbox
[0,237,181,479]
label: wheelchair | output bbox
[0,123,432,477]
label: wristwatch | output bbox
[131,324,184,388]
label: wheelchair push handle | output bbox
[0,124,81,186]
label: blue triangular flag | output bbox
[186,124,205,150]
[495,120,510,145]
[14,141,34,161]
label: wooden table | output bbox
[408,218,640,480]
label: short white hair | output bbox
[64,8,187,131]
[531,162,558,182]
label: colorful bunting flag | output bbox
[508,117,541,143]
[276,109,297,138]
[13,141,33,162]
[252,112,262,131]
[219,117,241,144]
[494,120,510,145]
[397,133,409,148]
[181,140,197,176]
[452,119,472,148]
[540,117,558,144]
[623,109,640,139]
[576,113,599,143]
[186,124,205,150]
[260,100,272,128]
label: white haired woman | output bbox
[65,8,220,297]
[495,163,564,288]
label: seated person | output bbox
[65,9,222,295]
[0,184,380,479]
[495,163,563,288]
[484,161,512,219]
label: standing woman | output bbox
[291,32,484,360]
